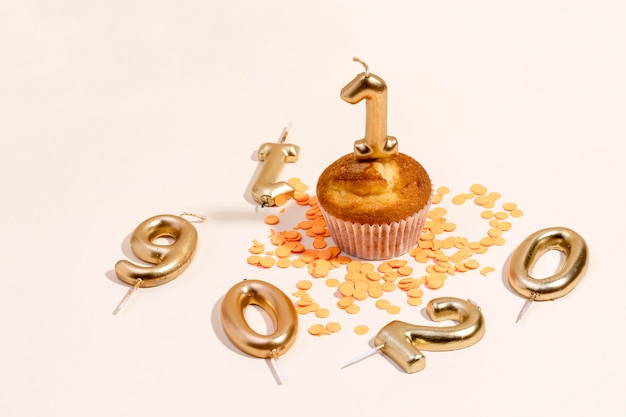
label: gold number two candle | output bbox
[343,297,485,373]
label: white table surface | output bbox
[1,1,624,416]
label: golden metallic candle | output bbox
[220,279,298,359]
[114,214,199,288]
[341,57,398,160]
[373,297,485,374]
[112,212,204,314]
[251,123,300,207]
[509,226,589,322]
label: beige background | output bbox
[1,1,624,416]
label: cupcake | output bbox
[317,152,432,260]
[316,58,432,260]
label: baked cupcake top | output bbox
[316,152,432,225]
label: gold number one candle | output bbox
[509,226,589,323]
[251,122,301,207]
[341,57,398,160]
[342,297,485,373]
[113,212,206,314]
[220,279,298,385]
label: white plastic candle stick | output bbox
[113,279,142,315]
[341,344,384,369]
[515,297,534,323]
[270,351,288,385]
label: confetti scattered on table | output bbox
[247,179,523,336]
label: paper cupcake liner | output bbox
[320,193,433,261]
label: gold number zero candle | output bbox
[220,279,298,384]
[509,226,589,322]
[220,279,298,358]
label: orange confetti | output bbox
[354,325,369,335]
[246,179,524,339]
[264,215,280,225]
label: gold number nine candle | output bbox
[113,212,205,314]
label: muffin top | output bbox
[316,152,432,225]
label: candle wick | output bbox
[277,121,293,144]
[270,349,288,385]
[352,56,370,77]
[515,292,538,323]
[179,212,207,223]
